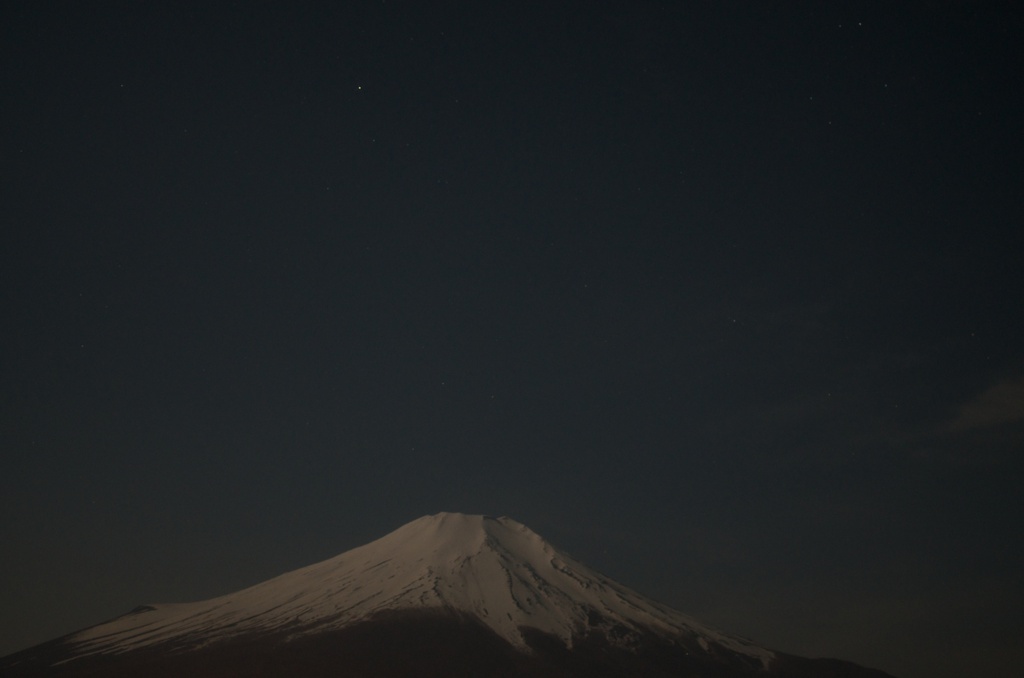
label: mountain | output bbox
[0,512,896,677]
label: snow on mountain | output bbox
[62,512,773,667]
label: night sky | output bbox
[2,3,1022,677]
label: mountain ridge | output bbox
[0,512,897,678]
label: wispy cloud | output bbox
[948,376,1024,432]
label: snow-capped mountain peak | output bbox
[63,513,771,667]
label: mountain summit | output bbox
[0,513,896,678]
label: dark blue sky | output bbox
[2,3,1022,677]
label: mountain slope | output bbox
[0,513,897,678]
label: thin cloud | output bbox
[948,376,1024,432]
